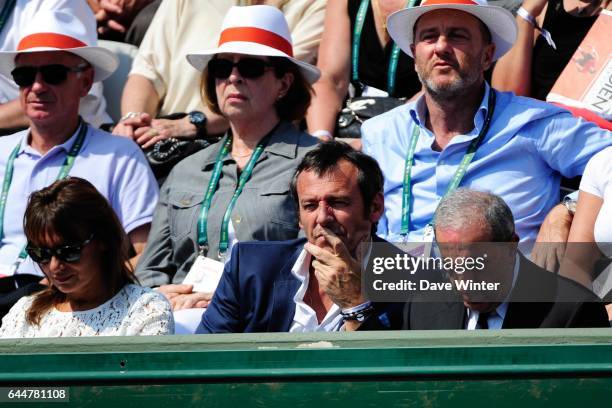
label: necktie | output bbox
[477,312,489,330]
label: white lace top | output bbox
[0,284,174,338]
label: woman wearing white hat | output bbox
[136,5,320,317]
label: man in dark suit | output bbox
[358,189,609,330]
[197,141,394,333]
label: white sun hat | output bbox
[387,0,518,61]
[0,10,118,82]
[186,5,320,84]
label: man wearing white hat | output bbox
[361,0,612,253]
[0,0,111,133]
[0,10,158,314]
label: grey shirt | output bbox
[135,121,319,287]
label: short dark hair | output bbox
[290,140,384,217]
[201,56,312,122]
[23,177,136,326]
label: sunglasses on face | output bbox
[208,58,274,80]
[10,63,90,87]
[26,234,94,264]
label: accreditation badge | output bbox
[183,255,225,295]
[421,224,435,258]
[0,263,17,278]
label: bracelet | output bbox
[516,7,557,49]
[311,129,333,140]
[119,111,142,122]
[341,301,374,322]
[151,137,179,160]
[516,7,537,26]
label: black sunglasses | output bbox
[11,63,90,87]
[208,58,273,80]
[26,234,94,264]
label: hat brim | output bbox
[387,4,517,61]
[0,46,119,82]
[186,42,321,84]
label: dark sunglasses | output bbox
[10,63,90,87]
[26,234,94,264]
[208,58,273,80]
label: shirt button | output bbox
[235,215,242,224]
[180,199,191,206]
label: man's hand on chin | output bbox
[304,227,366,309]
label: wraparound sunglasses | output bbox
[26,234,94,264]
[11,63,90,87]
[208,58,274,80]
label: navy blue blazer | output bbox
[197,238,398,333]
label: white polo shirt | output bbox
[0,124,159,277]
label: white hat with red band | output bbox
[0,10,118,82]
[387,0,518,61]
[186,5,320,84]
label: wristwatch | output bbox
[340,302,375,322]
[188,110,207,139]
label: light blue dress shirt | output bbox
[362,83,612,252]
[0,125,159,276]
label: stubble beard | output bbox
[416,58,483,102]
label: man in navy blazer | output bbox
[197,141,395,333]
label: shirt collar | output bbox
[200,121,299,170]
[20,122,88,157]
[291,248,311,282]
[467,253,519,323]
[408,82,493,137]
[290,237,374,330]
[290,249,342,330]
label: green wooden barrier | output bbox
[0,329,611,407]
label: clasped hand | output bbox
[113,113,196,148]
[156,284,211,310]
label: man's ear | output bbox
[79,68,94,97]
[481,42,496,72]
[369,192,385,223]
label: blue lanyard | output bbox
[401,90,496,235]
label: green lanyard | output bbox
[196,133,271,259]
[0,0,16,34]
[352,0,416,96]
[0,121,88,264]
[400,90,496,236]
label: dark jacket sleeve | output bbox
[357,302,407,331]
[568,301,610,328]
[196,246,243,334]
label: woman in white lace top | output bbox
[0,178,174,338]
